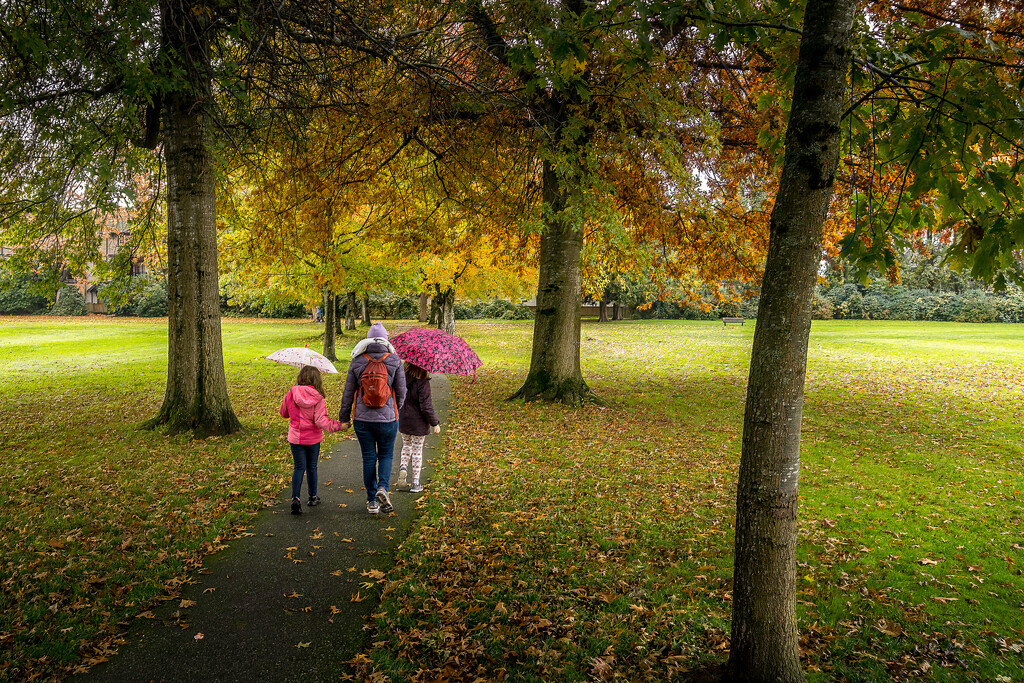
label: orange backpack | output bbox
[359,353,393,408]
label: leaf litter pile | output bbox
[359,321,1024,682]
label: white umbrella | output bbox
[266,347,339,374]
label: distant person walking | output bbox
[397,362,440,493]
[339,323,406,514]
[279,366,343,515]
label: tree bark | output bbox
[598,299,609,322]
[727,1,855,681]
[146,0,240,438]
[361,294,370,326]
[418,292,429,323]
[510,160,597,406]
[334,294,344,336]
[433,286,456,335]
[428,294,438,326]
[346,291,357,330]
[323,289,337,361]
[613,302,621,320]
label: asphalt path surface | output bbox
[81,375,448,683]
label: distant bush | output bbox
[739,297,759,319]
[0,271,50,314]
[135,280,168,317]
[811,294,834,320]
[995,288,1024,323]
[48,286,88,316]
[366,294,417,320]
[454,300,534,320]
[951,291,997,323]
[718,301,741,318]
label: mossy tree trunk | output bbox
[432,285,456,335]
[510,159,597,406]
[146,0,239,438]
[361,294,370,325]
[727,0,854,680]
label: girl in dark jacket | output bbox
[397,362,440,493]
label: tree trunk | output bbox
[146,0,240,438]
[418,292,429,323]
[598,299,609,322]
[433,287,456,335]
[727,1,854,681]
[361,294,370,325]
[334,294,343,336]
[509,160,596,406]
[613,302,622,320]
[428,293,439,326]
[323,289,337,361]
[346,291,357,330]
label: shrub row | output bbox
[455,300,535,320]
[814,282,1024,323]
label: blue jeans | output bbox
[290,442,320,499]
[354,420,398,500]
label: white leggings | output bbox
[400,433,426,484]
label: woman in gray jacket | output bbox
[339,323,407,514]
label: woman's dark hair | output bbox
[404,362,428,380]
[296,365,326,397]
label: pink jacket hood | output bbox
[290,384,325,408]
[279,384,342,445]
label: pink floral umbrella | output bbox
[390,328,482,376]
[266,347,339,374]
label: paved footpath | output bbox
[81,376,448,683]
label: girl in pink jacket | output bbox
[279,366,342,515]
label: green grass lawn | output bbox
[365,319,1024,682]
[1,316,1022,681]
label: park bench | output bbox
[722,317,745,326]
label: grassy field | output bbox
[363,320,1024,682]
[1,317,1022,681]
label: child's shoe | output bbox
[367,499,380,514]
[291,497,302,515]
[376,487,394,514]
[308,495,321,507]
[410,483,424,493]
[397,468,408,488]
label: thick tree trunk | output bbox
[598,299,609,322]
[346,291,357,330]
[323,289,337,361]
[433,287,456,335]
[146,0,239,438]
[418,292,429,323]
[727,1,854,681]
[361,294,370,326]
[613,302,622,320]
[510,160,596,406]
[334,294,343,336]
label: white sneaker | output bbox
[397,468,408,488]
[410,483,424,493]
[376,487,394,514]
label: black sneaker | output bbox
[376,487,394,514]
[308,495,321,507]
[291,497,302,515]
[366,499,380,514]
